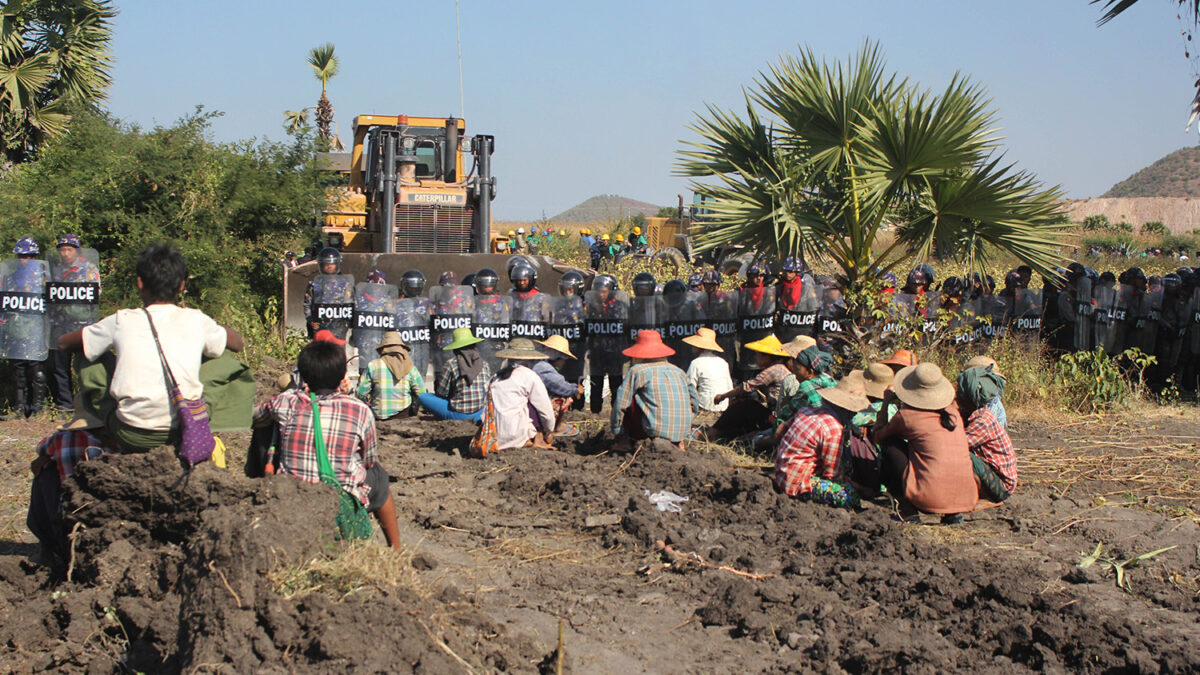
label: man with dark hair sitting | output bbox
[254,340,402,549]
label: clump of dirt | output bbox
[0,448,540,673]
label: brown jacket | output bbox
[877,406,977,514]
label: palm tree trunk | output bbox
[316,92,334,143]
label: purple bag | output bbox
[145,309,216,469]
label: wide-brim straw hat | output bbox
[862,362,895,399]
[495,337,550,360]
[783,335,817,358]
[682,327,723,353]
[442,326,484,351]
[818,375,871,413]
[964,355,1002,377]
[375,331,408,353]
[536,335,576,360]
[881,349,918,370]
[744,334,789,358]
[893,362,956,411]
[58,396,104,431]
[622,329,675,359]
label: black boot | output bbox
[10,364,27,419]
[29,368,47,417]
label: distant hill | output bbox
[1103,146,1200,198]
[550,194,663,222]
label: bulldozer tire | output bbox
[720,252,755,278]
[651,247,687,276]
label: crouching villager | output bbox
[773,376,871,508]
[474,339,557,453]
[682,328,733,413]
[357,331,425,420]
[703,334,791,440]
[964,355,1007,428]
[418,327,491,422]
[611,330,698,452]
[533,335,584,437]
[774,344,837,436]
[254,340,401,549]
[957,364,1017,503]
[873,363,978,524]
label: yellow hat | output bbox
[601,234,610,241]
[615,234,625,242]
[559,229,567,236]
[632,226,642,235]
[508,230,515,236]
[744,334,789,357]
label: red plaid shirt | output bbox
[964,407,1017,493]
[774,406,846,496]
[36,428,117,479]
[255,389,378,506]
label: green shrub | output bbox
[1141,221,1169,236]
[1054,348,1154,412]
[1082,214,1111,231]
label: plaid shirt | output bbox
[741,363,791,406]
[964,407,1018,492]
[255,389,378,506]
[611,361,698,442]
[356,358,425,419]
[36,428,116,479]
[775,373,837,435]
[774,405,847,496]
[436,355,491,414]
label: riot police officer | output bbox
[2,237,49,417]
[472,267,511,369]
[303,247,354,339]
[509,263,550,340]
[47,234,101,414]
[551,271,587,407]
[585,274,629,413]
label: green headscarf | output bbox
[794,346,832,374]
[957,365,1006,408]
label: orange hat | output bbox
[313,329,347,346]
[881,348,917,370]
[622,330,675,359]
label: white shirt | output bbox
[687,353,733,412]
[82,305,227,430]
[488,364,555,450]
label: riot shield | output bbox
[586,289,630,358]
[309,273,355,339]
[351,282,399,358]
[1091,285,1118,353]
[1188,288,1200,368]
[509,291,551,340]
[473,294,512,370]
[777,274,819,341]
[430,285,475,378]
[737,285,776,377]
[1155,290,1188,374]
[550,295,587,385]
[1070,278,1094,352]
[395,296,433,379]
[950,297,983,346]
[817,286,848,352]
[662,290,707,371]
[629,294,666,344]
[1108,286,1136,355]
[1011,289,1043,336]
[0,259,49,361]
[702,290,738,372]
[47,247,100,342]
[1127,289,1162,356]
[978,296,1008,343]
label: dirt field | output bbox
[0,400,1198,673]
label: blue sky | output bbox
[106,1,1193,220]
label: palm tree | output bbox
[1092,0,1198,25]
[283,108,308,136]
[0,0,115,164]
[307,43,338,146]
[676,41,1065,286]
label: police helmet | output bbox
[284,250,296,259]
[632,272,656,296]
[317,247,341,269]
[1126,267,1147,283]
[687,273,703,289]
[56,234,81,249]
[781,257,801,273]
[401,269,426,297]
[916,263,936,285]
[906,268,928,287]
[474,268,499,294]
[1084,268,1099,281]
[881,272,897,287]
[509,263,537,289]
[558,270,585,296]
[746,262,768,278]
[941,276,963,295]
[13,237,39,256]
[592,274,618,293]
[438,270,459,286]
[1161,273,1182,291]
[1004,271,1021,288]
[366,269,387,284]
[701,270,721,286]
[663,279,688,306]
[1098,271,1116,285]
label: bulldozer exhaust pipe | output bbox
[444,119,459,183]
[473,134,494,254]
[380,130,398,254]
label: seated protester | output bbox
[776,336,818,414]
[773,376,871,508]
[254,340,401,549]
[851,362,898,428]
[612,330,699,452]
[279,329,346,392]
[57,242,244,451]
[26,404,115,566]
[702,335,791,439]
[417,327,492,422]
[682,328,733,413]
[774,346,837,437]
[357,331,425,420]
[477,339,557,450]
[963,355,1007,428]
[957,365,1017,502]
[532,336,584,437]
[872,363,978,524]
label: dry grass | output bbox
[268,541,430,600]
